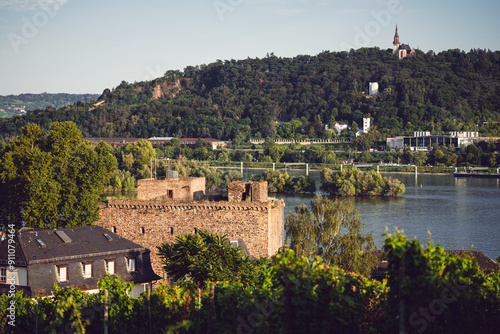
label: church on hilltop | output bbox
[392,25,416,59]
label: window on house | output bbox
[0,267,6,283]
[57,265,68,282]
[106,260,115,275]
[127,258,136,272]
[82,262,92,278]
[112,226,117,233]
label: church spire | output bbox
[393,25,400,46]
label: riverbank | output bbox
[208,162,463,174]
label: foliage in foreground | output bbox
[2,234,500,333]
[157,230,262,289]
[383,231,500,333]
[321,167,405,196]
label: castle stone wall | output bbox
[228,181,268,203]
[97,199,284,280]
[137,177,205,201]
[269,200,285,255]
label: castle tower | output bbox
[393,25,400,53]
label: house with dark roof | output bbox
[371,250,500,280]
[0,225,160,297]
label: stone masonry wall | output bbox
[137,177,206,201]
[228,181,268,203]
[269,200,285,255]
[97,200,281,280]
[251,181,268,202]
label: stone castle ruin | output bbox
[97,177,284,280]
[137,177,206,201]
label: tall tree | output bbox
[123,138,156,178]
[285,195,377,277]
[0,122,116,229]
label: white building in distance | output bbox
[363,118,371,133]
[369,82,378,96]
[334,122,348,136]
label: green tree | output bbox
[401,144,413,164]
[323,150,338,164]
[0,122,116,229]
[124,139,156,177]
[217,149,229,161]
[351,133,374,151]
[284,195,377,277]
[413,150,428,166]
[489,152,498,167]
[157,230,261,289]
[445,152,459,166]
[487,138,496,152]
[266,146,285,162]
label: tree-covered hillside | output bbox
[1,48,499,140]
[0,93,99,118]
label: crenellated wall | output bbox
[97,198,285,280]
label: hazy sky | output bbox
[1,0,499,95]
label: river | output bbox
[235,168,500,260]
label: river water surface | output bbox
[236,168,500,260]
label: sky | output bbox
[1,0,499,95]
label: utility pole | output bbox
[104,289,109,334]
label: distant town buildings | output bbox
[84,137,227,149]
[386,131,485,151]
[334,122,348,136]
[392,25,416,59]
[178,138,227,150]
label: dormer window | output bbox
[127,258,136,272]
[82,262,92,278]
[57,265,68,282]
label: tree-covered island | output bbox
[321,167,406,197]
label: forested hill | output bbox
[0,93,99,118]
[1,48,499,140]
